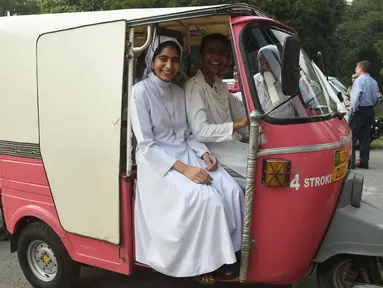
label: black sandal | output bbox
[193,273,216,285]
[214,264,237,280]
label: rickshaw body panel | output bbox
[230,15,353,284]
[247,119,351,284]
[0,155,135,275]
[0,17,141,275]
[315,199,383,263]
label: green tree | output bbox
[333,0,383,87]
[38,0,108,13]
[107,0,347,62]
[374,40,383,76]
[0,0,39,15]
[30,0,347,72]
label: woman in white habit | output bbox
[184,34,249,188]
[130,35,244,284]
[253,44,298,118]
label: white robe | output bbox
[130,72,244,277]
[184,70,249,188]
[254,72,298,118]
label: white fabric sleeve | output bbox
[228,93,249,138]
[130,84,178,177]
[185,82,236,143]
[185,127,210,158]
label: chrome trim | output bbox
[240,110,262,283]
[133,25,154,53]
[257,133,352,157]
[0,140,41,159]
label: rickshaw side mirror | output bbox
[281,36,301,96]
[337,91,344,102]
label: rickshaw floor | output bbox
[77,265,292,287]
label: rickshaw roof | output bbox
[0,4,272,39]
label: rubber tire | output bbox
[351,172,364,208]
[17,221,80,288]
[0,207,10,241]
[317,256,354,288]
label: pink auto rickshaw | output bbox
[0,4,382,288]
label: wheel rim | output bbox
[333,259,354,288]
[27,240,58,282]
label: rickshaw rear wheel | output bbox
[0,206,10,241]
[17,221,80,288]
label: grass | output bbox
[371,104,383,149]
[372,137,383,149]
[375,103,383,118]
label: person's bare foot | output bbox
[194,273,216,284]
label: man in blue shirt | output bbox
[350,60,380,169]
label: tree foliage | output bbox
[37,0,108,13]
[333,0,383,86]
[0,0,39,15]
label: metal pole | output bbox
[126,28,135,177]
[133,25,154,53]
[239,110,262,283]
[126,25,154,176]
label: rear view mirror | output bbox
[281,36,301,96]
[316,51,325,73]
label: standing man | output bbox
[345,74,358,107]
[350,61,380,169]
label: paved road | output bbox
[360,148,383,208]
[1,149,382,288]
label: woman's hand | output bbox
[233,116,249,131]
[184,166,213,185]
[202,153,218,171]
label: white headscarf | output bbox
[257,44,281,81]
[254,45,298,118]
[142,35,183,80]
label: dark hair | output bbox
[200,33,229,54]
[152,40,181,62]
[357,60,371,73]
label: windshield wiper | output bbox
[262,93,299,117]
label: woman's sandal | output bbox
[214,264,237,280]
[193,273,216,285]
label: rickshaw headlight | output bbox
[261,158,291,187]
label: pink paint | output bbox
[229,15,352,284]
[0,155,135,275]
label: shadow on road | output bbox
[78,266,291,287]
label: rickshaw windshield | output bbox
[240,24,333,121]
[330,77,348,95]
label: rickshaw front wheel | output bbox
[318,256,380,288]
[17,221,80,288]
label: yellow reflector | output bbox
[261,158,291,187]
